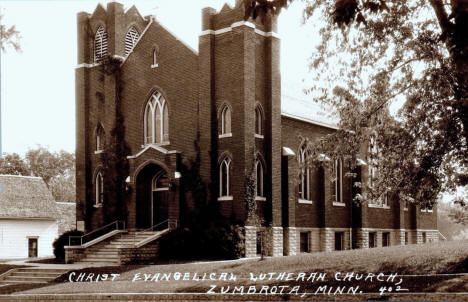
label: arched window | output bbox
[220,106,231,135]
[125,26,140,56]
[255,159,264,198]
[368,135,378,188]
[152,49,158,66]
[96,124,105,152]
[333,158,343,203]
[95,171,104,206]
[144,91,169,144]
[219,157,231,197]
[94,26,108,62]
[298,144,311,201]
[255,105,263,136]
[152,171,169,191]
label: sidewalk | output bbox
[0,257,119,270]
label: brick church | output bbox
[75,1,438,258]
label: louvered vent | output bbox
[94,26,108,62]
[125,27,140,56]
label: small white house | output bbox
[0,175,61,259]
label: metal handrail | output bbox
[68,220,125,246]
[144,219,169,232]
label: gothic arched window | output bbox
[255,105,263,137]
[152,171,169,191]
[144,91,168,145]
[220,105,232,136]
[125,26,140,56]
[333,158,343,203]
[96,123,105,152]
[219,157,231,197]
[94,26,108,62]
[298,144,311,201]
[95,171,104,206]
[255,159,264,198]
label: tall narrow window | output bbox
[333,158,343,203]
[125,26,140,56]
[298,144,311,201]
[152,49,158,67]
[96,124,105,152]
[94,26,108,62]
[220,106,232,135]
[95,171,104,206]
[368,135,378,189]
[255,106,263,136]
[144,91,168,145]
[219,157,231,197]
[255,159,264,198]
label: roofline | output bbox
[56,201,76,205]
[121,16,155,66]
[0,174,41,179]
[281,113,339,130]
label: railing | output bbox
[68,220,125,246]
[144,219,169,232]
[439,231,447,241]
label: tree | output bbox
[25,146,75,186]
[243,0,467,209]
[0,14,21,52]
[0,153,29,175]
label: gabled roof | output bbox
[0,175,59,220]
[281,94,339,129]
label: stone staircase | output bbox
[77,231,164,264]
[0,268,68,284]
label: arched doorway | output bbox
[135,163,169,229]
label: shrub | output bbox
[53,230,84,259]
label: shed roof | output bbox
[0,175,59,220]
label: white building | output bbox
[0,175,65,259]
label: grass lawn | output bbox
[7,240,468,300]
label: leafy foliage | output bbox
[0,147,75,201]
[0,14,21,52]
[52,229,84,260]
[245,0,468,209]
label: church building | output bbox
[75,1,438,258]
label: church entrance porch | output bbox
[135,163,174,230]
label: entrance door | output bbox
[28,238,38,258]
[151,171,169,228]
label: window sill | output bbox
[298,199,313,204]
[368,204,390,209]
[94,150,104,155]
[142,142,170,148]
[93,203,103,208]
[255,196,267,201]
[333,202,346,207]
[151,63,159,69]
[218,196,233,201]
[219,133,232,139]
[255,134,264,139]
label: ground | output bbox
[1,240,467,300]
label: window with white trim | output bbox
[94,26,108,62]
[152,171,169,191]
[298,144,311,201]
[96,124,105,152]
[219,157,231,197]
[255,159,264,198]
[144,91,169,145]
[152,49,158,67]
[333,158,343,203]
[367,135,379,189]
[95,171,104,206]
[220,106,232,136]
[124,26,140,56]
[255,106,263,136]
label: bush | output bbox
[159,223,245,261]
[53,230,84,259]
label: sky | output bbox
[0,0,323,156]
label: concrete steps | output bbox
[76,231,163,264]
[0,268,69,284]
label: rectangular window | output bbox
[256,232,263,255]
[369,232,377,248]
[28,237,38,258]
[335,232,344,251]
[405,232,409,245]
[382,232,390,247]
[300,232,310,253]
[422,232,427,243]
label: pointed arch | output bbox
[95,123,105,152]
[125,26,140,56]
[298,143,312,201]
[333,158,343,203]
[255,104,264,137]
[144,91,169,145]
[220,105,232,135]
[219,156,232,197]
[255,154,266,198]
[94,26,108,62]
[95,170,104,206]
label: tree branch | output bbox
[429,0,452,38]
